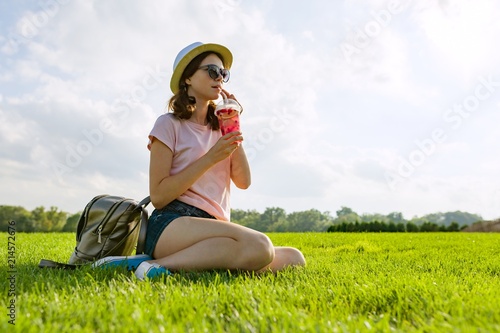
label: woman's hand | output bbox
[206,131,243,164]
[220,88,235,101]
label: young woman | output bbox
[95,42,305,279]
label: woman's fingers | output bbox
[222,131,243,144]
[207,132,243,163]
[221,88,236,101]
[222,131,242,139]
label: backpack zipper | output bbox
[93,198,125,242]
[97,225,103,243]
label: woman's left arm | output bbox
[230,144,251,189]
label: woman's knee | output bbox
[239,232,275,271]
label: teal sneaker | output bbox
[135,261,171,281]
[91,254,152,271]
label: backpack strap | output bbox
[136,196,151,254]
[39,259,79,270]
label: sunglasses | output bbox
[198,64,230,83]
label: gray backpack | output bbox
[39,195,150,269]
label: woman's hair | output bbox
[168,51,223,130]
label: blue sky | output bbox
[1,0,500,220]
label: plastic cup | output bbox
[214,98,242,135]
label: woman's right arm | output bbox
[149,132,243,209]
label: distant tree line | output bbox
[231,207,333,232]
[327,221,464,233]
[331,206,482,228]
[326,207,482,233]
[0,204,484,233]
[0,205,80,232]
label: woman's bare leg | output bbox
[258,247,306,273]
[150,216,275,271]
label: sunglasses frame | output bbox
[198,64,230,83]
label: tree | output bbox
[233,209,262,230]
[395,223,406,232]
[62,212,81,232]
[230,209,248,225]
[420,211,482,227]
[443,212,481,226]
[333,207,360,225]
[409,216,427,226]
[46,206,68,232]
[284,209,333,232]
[360,213,388,223]
[406,222,419,232]
[0,206,33,232]
[420,222,439,232]
[387,212,405,223]
[31,207,49,231]
[369,221,382,232]
[31,206,67,232]
[359,222,369,232]
[447,222,460,232]
[336,206,354,217]
[260,207,287,232]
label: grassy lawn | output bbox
[1,232,499,332]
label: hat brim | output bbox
[170,43,233,94]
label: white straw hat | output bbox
[170,42,233,94]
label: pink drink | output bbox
[215,98,242,135]
[215,108,240,135]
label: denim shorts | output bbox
[144,199,216,257]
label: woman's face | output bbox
[186,53,225,102]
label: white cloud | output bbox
[411,0,500,82]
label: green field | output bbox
[1,232,499,332]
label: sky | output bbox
[1,0,500,220]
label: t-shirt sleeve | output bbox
[147,114,177,152]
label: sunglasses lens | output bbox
[206,67,219,80]
[221,69,230,82]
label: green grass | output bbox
[1,232,499,332]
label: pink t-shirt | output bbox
[148,113,231,221]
